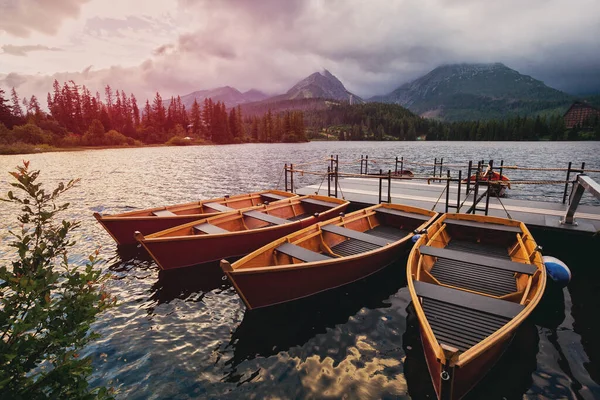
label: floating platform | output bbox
[297,177,600,234]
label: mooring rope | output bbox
[431,184,447,211]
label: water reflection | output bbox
[149,265,230,311]
[223,259,408,373]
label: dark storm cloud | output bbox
[1,44,63,56]
[3,0,600,103]
[0,0,89,37]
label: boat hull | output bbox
[407,213,546,400]
[94,213,220,246]
[420,323,514,400]
[94,190,297,245]
[139,204,345,270]
[227,240,409,309]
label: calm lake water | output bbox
[0,141,599,399]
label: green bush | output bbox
[0,162,115,398]
[104,130,129,146]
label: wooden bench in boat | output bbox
[261,193,289,201]
[443,218,521,233]
[243,210,290,225]
[419,246,537,275]
[193,223,229,234]
[321,224,390,246]
[152,209,176,217]
[204,202,235,212]
[375,207,431,221]
[413,281,525,319]
[300,198,341,208]
[275,242,332,262]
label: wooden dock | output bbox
[297,177,600,234]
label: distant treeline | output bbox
[1,81,598,154]
[0,81,307,153]
[304,103,600,141]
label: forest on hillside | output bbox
[0,81,307,154]
[304,103,600,141]
[0,80,598,154]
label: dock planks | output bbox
[297,177,600,234]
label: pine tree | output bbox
[190,99,201,136]
[0,88,14,128]
[130,94,140,126]
[10,87,23,120]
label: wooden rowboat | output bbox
[94,190,297,245]
[135,195,349,270]
[221,203,438,309]
[462,171,510,197]
[407,213,546,400]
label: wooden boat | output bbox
[221,203,438,309]
[94,190,297,245]
[135,195,349,270]
[462,171,510,197]
[406,213,546,400]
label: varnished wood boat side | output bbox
[223,203,438,309]
[406,212,546,400]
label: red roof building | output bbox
[563,101,600,129]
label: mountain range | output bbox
[180,64,583,121]
[180,86,268,109]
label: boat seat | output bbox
[443,218,521,233]
[193,223,229,234]
[419,246,537,275]
[300,198,340,208]
[243,210,289,225]
[375,207,431,221]
[152,209,176,217]
[321,224,390,246]
[204,202,235,212]
[413,281,524,319]
[261,193,289,201]
[275,243,332,263]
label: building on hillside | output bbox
[563,101,600,129]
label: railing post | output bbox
[466,160,473,195]
[359,155,363,175]
[434,158,437,180]
[445,170,451,213]
[284,163,288,192]
[365,155,369,175]
[395,157,399,174]
[327,166,331,197]
[400,157,404,175]
[457,170,462,212]
[563,162,572,204]
[378,169,383,203]
[388,170,392,203]
[440,158,444,182]
[334,155,339,198]
[330,154,334,182]
[290,163,294,193]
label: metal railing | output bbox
[561,174,600,225]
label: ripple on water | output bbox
[0,141,599,399]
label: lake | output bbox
[1,141,599,399]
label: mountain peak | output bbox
[180,86,267,109]
[371,62,572,121]
[285,70,363,102]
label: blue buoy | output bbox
[543,256,571,288]
[411,234,421,243]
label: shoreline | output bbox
[1,138,599,156]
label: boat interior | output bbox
[234,205,435,270]
[411,215,543,356]
[114,190,295,218]
[149,196,347,238]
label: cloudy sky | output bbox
[1,0,599,103]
